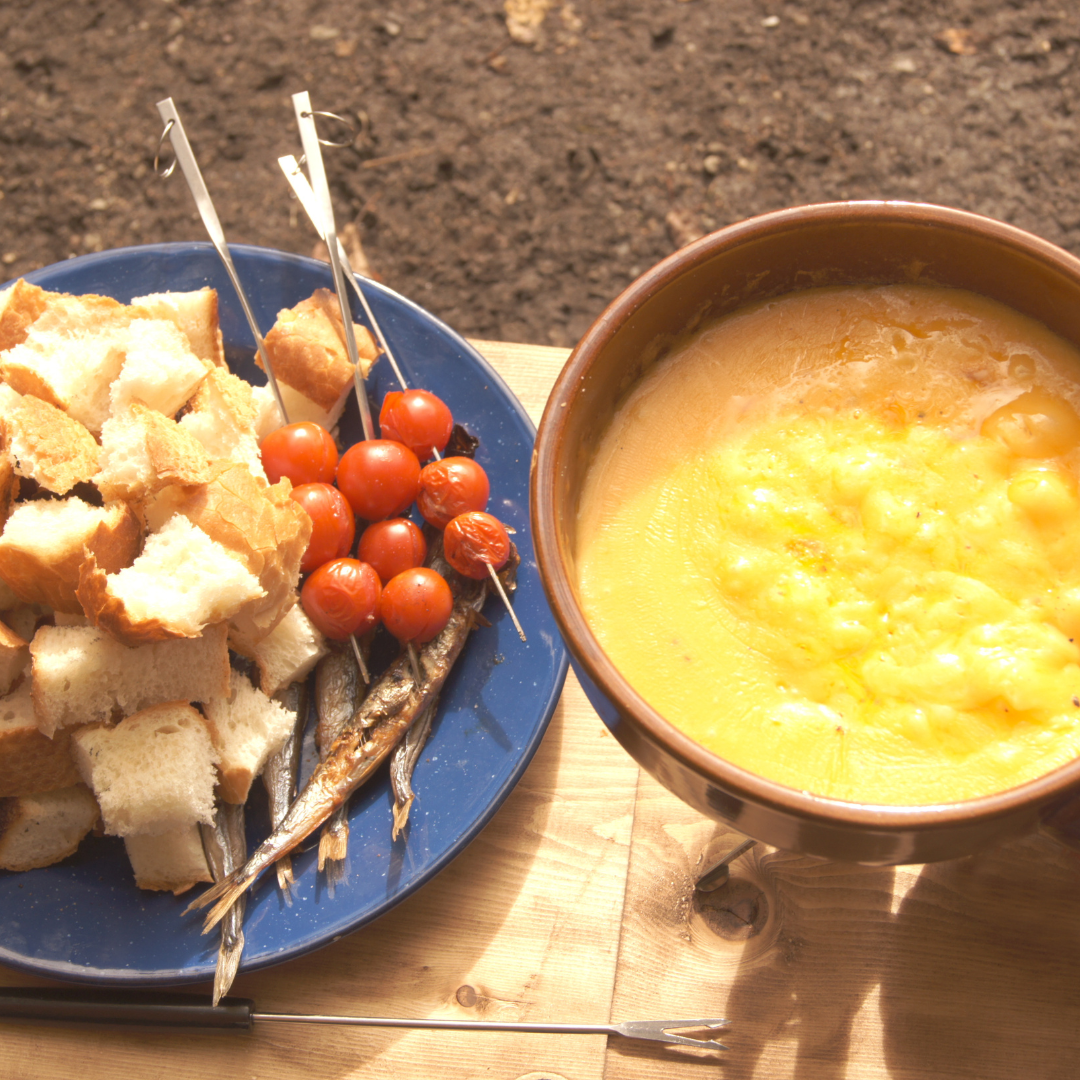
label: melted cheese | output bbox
[576,285,1080,804]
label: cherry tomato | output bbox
[336,439,421,521]
[416,456,490,529]
[291,482,356,573]
[260,421,338,486]
[444,512,510,580]
[301,558,381,640]
[379,389,454,462]
[379,567,453,644]
[357,517,428,584]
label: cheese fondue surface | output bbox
[575,285,1080,804]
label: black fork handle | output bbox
[0,987,253,1031]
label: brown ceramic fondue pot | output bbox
[531,201,1080,865]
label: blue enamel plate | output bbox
[0,243,567,985]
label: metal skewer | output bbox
[486,563,526,642]
[291,92,375,441]
[154,98,290,426]
[278,154,411,393]
[0,988,730,1050]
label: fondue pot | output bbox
[531,201,1080,865]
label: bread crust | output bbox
[187,367,259,429]
[0,785,100,871]
[0,280,48,351]
[0,724,81,798]
[138,404,213,487]
[0,453,16,536]
[124,826,213,894]
[30,622,232,736]
[0,501,142,614]
[1,393,100,495]
[76,550,184,644]
[259,288,379,410]
[151,464,311,646]
[130,287,226,369]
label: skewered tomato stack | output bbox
[259,388,512,649]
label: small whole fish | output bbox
[199,800,248,1005]
[314,644,367,884]
[390,693,439,841]
[261,680,309,901]
[188,547,518,932]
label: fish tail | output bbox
[200,878,254,933]
[213,926,244,1006]
[184,871,238,916]
[276,854,294,896]
[391,794,414,841]
[317,813,349,871]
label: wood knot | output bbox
[455,984,478,1008]
[692,876,768,940]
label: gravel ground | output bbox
[3,0,1079,346]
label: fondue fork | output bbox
[0,988,730,1050]
[154,98,291,426]
[278,153,411,393]
[291,92,376,441]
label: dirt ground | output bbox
[3,0,1079,347]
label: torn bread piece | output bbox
[251,380,351,440]
[30,622,231,737]
[259,288,379,412]
[0,279,49,351]
[0,621,28,698]
[2,602,50,645]
[109,318,209,417]
[131,287,226,369]
[0,784,100,871]
[202,669,294,804]
[179,368,266,480]
[241,603,328,697]
[0,498,141,614]
[0,391,100,495]
[145,464,310,648]
[0,294,134,433]
[124,824,213,894]
[71,702,218,836]
[96,402,212,503]
[77,513,265,645]
[0,680,81,797]
[0,452,16,538]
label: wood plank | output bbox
[467,339,570,427]
[607,770,1080,1080]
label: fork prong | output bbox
[613,1018,730,1050]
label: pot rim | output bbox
[532,199,1080,835]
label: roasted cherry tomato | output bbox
[336,439,421,521]
[260,421,338,486]
[301,558,381,640]
[291,482,356,573]
[443,511,510,580]
[379,567,453,644]
[357,517,428,585]
[416,456,490,529]
[379,389,454,461]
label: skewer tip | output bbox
[486,564,526,641]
